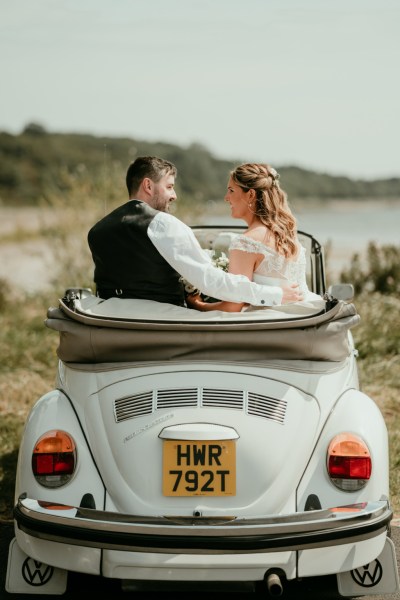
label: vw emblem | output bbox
[350,559,383,587]
[22,557,54,586]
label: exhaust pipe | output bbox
[265,571,283,596]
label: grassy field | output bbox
[0,200,399,522]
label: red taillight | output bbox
[32,453,75,475]
[328,456,371,479]
[32,430,77,487]
[327,433,371,491]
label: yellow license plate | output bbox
[163,440,236,496]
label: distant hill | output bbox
[1,123,400,206]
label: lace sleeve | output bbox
[229,235,263,254]
[294,246,309,296]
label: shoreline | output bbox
[1,203,399,293]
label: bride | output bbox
[186,162,321,312]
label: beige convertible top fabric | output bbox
[45,295,360,364]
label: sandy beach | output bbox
[0,207,59,293]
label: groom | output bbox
[88,156,303,307]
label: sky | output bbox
[1,0,399,180]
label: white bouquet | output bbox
[180,249,229,295]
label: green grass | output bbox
[353,292,400,515]
[0,415,25,519]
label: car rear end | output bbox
[13,356,394,594]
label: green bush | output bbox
[340,242,400,296]
[353,292,400,360]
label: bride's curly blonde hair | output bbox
[231,163,297,258]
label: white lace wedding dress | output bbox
[229,234,322,303]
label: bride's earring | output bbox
[248,190,255,211]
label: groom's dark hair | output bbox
[126,156,177,196]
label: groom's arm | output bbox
[147,213,302,306]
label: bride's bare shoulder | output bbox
[245,225,274,249]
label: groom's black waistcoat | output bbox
[88,200,185,306]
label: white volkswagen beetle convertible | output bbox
[6,226,399,597]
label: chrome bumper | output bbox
[15,496,392,555]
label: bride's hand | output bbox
[185,292,204,309]
[281,282,304,304]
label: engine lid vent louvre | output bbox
[114,391,153,422]
[202,388,244,410]
[247,392,287,424]
[157,388,198,409]
[114,387,287,424]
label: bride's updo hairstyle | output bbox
[231,163,298,258]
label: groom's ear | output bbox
[142,177,153,194]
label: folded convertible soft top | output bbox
[45,291,360,363]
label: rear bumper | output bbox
[15,496,391,554]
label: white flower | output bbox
[214,252,229,271]
[180,249,229,295]
[182,281,199,294]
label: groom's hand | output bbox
[281,282,304,304]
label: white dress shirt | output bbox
[147,212,284,306]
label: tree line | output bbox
[1,122,400,206]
